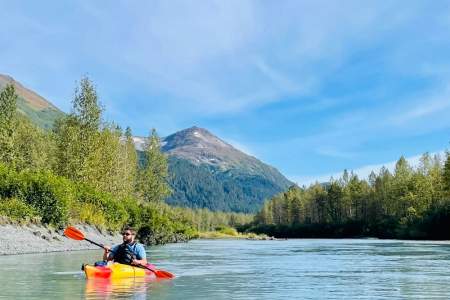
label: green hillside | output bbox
[167,156,289,213]
[16,97,64,129]
[0,74,64,129]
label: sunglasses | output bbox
[122,232,133,236]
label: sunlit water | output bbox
[1,239,450,299]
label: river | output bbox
[1,239,450,299]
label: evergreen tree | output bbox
[309,183,327,223]
[122,126,138,196]
[392,157,413,218]
[429,154,445,206]
[72,77,102,132]
[53,115,84,180]
[0,84,18,166]
[15,115,55,171]
[92,125,123,194]
[444,151,450,194]
[375,167,393,216]
[54,76,103,185]
[137,129,171,202]
[327,181,343,223]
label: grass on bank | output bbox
[198,226,272,240]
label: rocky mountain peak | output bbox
[161,126,243,169]
[162,126,232,153]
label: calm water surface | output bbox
[1,239,450,299]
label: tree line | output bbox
[250,154,450,239]
[0,78,249,244]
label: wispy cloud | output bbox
[20,1,425,116]
[389,88,450,125]
[290,151,445,186]
[315,147,360,160]
[280,80,450,164]
[2,1,444,119]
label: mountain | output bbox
[160,127,293,212]
[132,127,292,212]
[2,74,293,213]
[0,74,64,129]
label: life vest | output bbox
[114,242,137,265]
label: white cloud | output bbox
[389,89,450,125]
[46,0,430,116]
[290,150,445,186]
[3,0,444,120]
[315,147,359,159]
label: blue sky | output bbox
[1,1,450,185]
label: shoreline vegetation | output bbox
[247,153,450,240]
[197,226,273,240]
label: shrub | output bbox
[76,184,128,230]
[122,196,142,228]
[137,203,197,245]
[0,197,38,221]
[216,226,238,236]
[0,164,73,227]
[73,202,107,227]
[23,171,73,227]
[0,163,28,199]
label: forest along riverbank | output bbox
[0,223,121,255]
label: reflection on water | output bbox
[1,239,450,299]
[85,277,157,299]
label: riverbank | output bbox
[0,222,121,255]
[0,221,276,255]
[198,230,276,240]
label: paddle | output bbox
[64,226,174,279]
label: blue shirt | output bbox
[109,242,146,260]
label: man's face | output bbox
[122,230,135,244]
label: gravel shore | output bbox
[0,223,122,255]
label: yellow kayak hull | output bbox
[84,263,157,279]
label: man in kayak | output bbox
[103,226,147,266]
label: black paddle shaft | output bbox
[84,237,105,249]
[83,237,118,254]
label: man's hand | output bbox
[131,258,148,266]
[103,246,112,261]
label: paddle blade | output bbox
[64,226,85,241]
[155,269,175,279]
